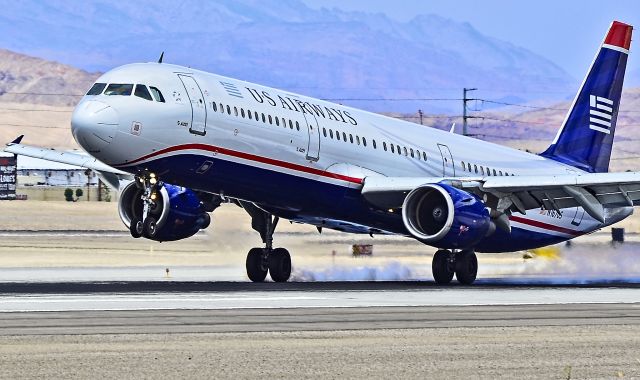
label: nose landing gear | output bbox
[431,249,478,285]
[129,173,162,239]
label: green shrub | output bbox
[75,188,83,198]
[64,188,74,202]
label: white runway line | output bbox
[0,288,638,312]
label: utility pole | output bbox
[462,87,478,136]
[418,109,424,125]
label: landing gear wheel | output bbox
[130,218,144,238]
[268,248,292,282]
[432,249,455,284]
[200,213,211,230]
[455,250,478,285]
[246,248,268,282]
[143,216,158,239]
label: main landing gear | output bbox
[241,202,291,283]
[431,249,478,285]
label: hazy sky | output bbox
[302,0,640,79]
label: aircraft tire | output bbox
[268,248,291,283]
[143,216,158,239]
[200,213,211,229]
[432,249,454,284]
[455,250,478,285]
[246,248,268,282]
[130,218,144,238]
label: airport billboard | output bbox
[0,155,17,200]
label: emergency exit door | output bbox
[178,74,207,136]
[437,144,455,177]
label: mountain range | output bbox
[0,0,578,112]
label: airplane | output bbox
[4,21,635,285]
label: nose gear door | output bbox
[178,74,207,136]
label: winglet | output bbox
[8,135,24,145]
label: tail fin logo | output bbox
[589,95,614,134]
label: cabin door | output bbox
[437,144,455,177]
[303,112,320,161]
[178,74,207,136]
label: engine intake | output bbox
[402,183,490,249]
[118,181,210,242]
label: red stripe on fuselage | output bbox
[510,215,582,237]
[113,143,364,185]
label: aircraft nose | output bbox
[71,100,119,153]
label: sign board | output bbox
[0,155,17,200]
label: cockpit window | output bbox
[134,84,153,101]
[104,83,133,96]
[86,83,106,95]
[149,86,165,103]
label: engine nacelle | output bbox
[118,181,210,242]
[401,183,490,249]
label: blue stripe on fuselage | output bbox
[129,153,572,252]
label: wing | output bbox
[362,172,640,224]
[4,135,132,189]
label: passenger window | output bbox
[289,120,294,129]
[268,115,272,124]
[474,165,478,174]
[487,168,491,176]
[342,132,347,141]
[234,107,238,117]
[468,163,472,172]
[323,128,327,137]
[493,169,497,176]
[403,147,407,156]
[227,105,231,115]
[410,148,414,158]
[134,85,153,101]
[336,131,341,141]
[212,102,218,112]
[104,83,133,96]
[262,113,266,123]
[422,152,427,161]
[255,111,259,120]
[220,103,224,113]
[350,134,354,143]
[373,140,377,149]
[363,137,367,147]
[499,171,503,176]
[248,110,252,120]
[461,161,465,170]
[86,83,106,95]
[390,144,395,153]
[296,121,300,131]
[481,167,485,175]
[329,130,334,139]
[149,86,165,102]
[275,117,280,126]
[356,136,361,145]
[397,147,402,156]
[241,108,245,118]
[416,150,420,159]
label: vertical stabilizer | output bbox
[541,21,632,173]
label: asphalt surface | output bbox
[0,281,638,379]
[0,303,639,336]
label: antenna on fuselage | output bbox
[158,51,164,64]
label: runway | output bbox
[0,281,638,378]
